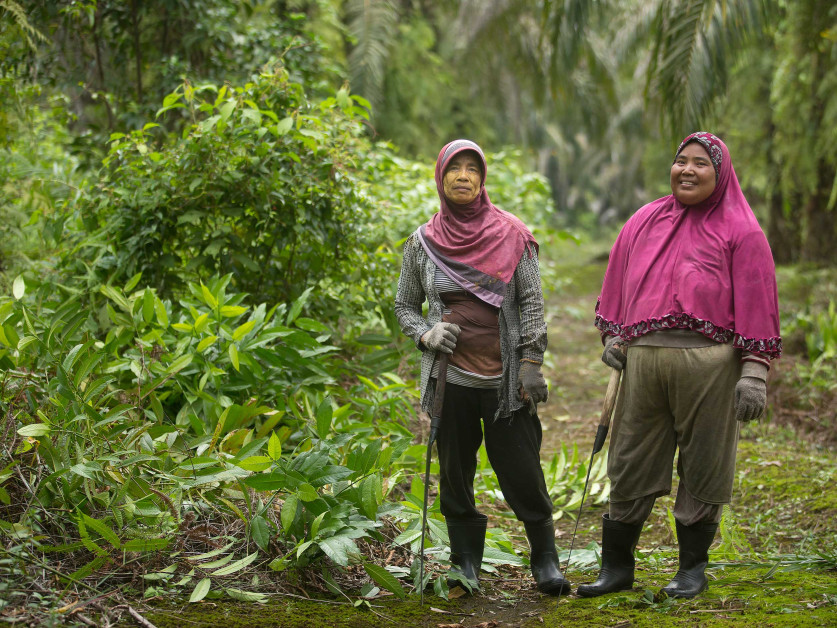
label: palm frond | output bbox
[346,0,399,110]
[645,0,767,135]
[1,0,48,51]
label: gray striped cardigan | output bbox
[394,230,548,419]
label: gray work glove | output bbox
[517,361,549,406]
[421,322,461,354]
[601,335,627,371]
[734,362,768,422]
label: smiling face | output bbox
[442,151,483,205]
[671,141,717,205]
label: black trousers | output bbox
[436,382,554,525]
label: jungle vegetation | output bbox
[0,1,835,626]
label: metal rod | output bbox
[419,352,448,605]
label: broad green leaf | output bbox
[281,494,298,533]
[286,287,313,325]
[297,483,318,502]
[250,515,270,551]
[100,285,130,312]
[363,563,406,599]
[275,117,293,135]
[142,289,155,323]
[235,456,272,472]
[69,462,101,479]
[189,578,211,603]
[124,272,143,293]
[211,551,258,576]
[315,398,332,439]
[225,588,267,603]
[166,354,193,374]
[310,512,325,539]
[229,344,240,371]
[198,554,233,569]
[232,320,255,341]
[187,541,236,562]
[172,322,194,333]
[17,336,38,351]
[12,276,25,300]
[201,284,218,309]
[267,432,282,461]
[220,305,248,318]
[17,424,50,437]
[197,335,218,352]
[317,535,357,567]
[155,298,169,328]
[194,313,211,333]
[219,100,236,122]
[360,475,381,520]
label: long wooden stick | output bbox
[419,352,448,606]
[558,366,623,603]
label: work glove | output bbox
[734,362,768,422]
[518,361,549,406]
[601,335,627,371]
[421,322,461,354]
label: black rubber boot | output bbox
[524,521,572,595]
[447,519,487,591]
[661,519,718,598]
[577,514,643,598]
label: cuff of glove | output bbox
[741,361,768,381]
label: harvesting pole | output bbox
[419,352,448,606]
[559,366,622,602]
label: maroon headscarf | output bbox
[595,132,782,359]
[418,139,537,307]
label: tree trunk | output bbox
[802,159,837,264]
[131,0,143,103]
[767,187,800,264]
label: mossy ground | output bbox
[129,249,837,627]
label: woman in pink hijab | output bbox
[395,140,568,595]
[579,132,781,599]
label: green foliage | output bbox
[68,68,370,304]
[0,272,418,605]
[0,79,81,280]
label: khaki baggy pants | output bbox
[607,343,741,521]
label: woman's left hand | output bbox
[734,376,767,422]
[518,361,549,406]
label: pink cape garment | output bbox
[595,132,782,359]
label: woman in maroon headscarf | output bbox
[579,132,781,599]
[395,139,569,595]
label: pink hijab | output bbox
[595,132,782,359]
[417,139,537,308]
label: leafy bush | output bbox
[0,273,420,600]
[64,67,371,305]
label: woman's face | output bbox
[443,152,483,205]
[670,142,716,205]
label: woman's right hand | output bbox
[601,335,627,370]
[421,322,461,354]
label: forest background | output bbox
[0,1,835,626]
